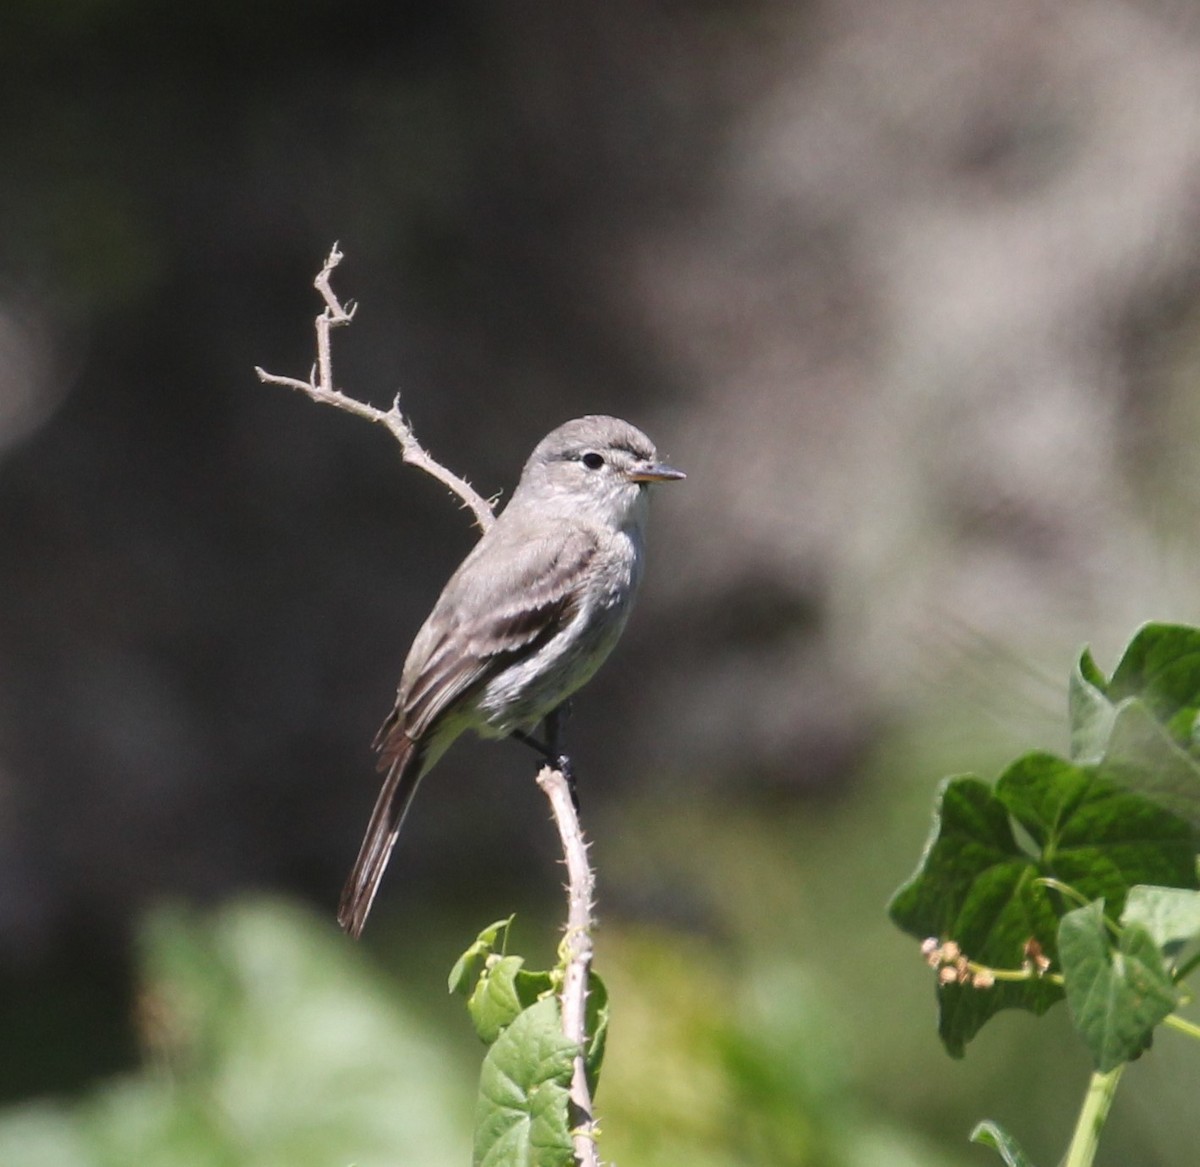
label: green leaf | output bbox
[970,1120,1039,1167]
[1097,700,1200,829]
[1059,900,1178,1071]
[1070,646,1118,763]
[888,776,1063,1056]
[1106,623,1200,743]
[1068,626,1200,825]
[449,916,515,996]
[890,759,1195,1057]
[996,752,1198,918]
[889,776,1028,939]
[584,972,609,1094]
[1121,886,1200,959]
[474,995,579,1167]
[467,956,554,1046]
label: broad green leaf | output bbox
[1068,626,1200,821]
[474,995,578,1167]
[970,1120,1038,1167]
[928,868,1063,1058]
[1069,647,1118,763]
[449,917,515,996]
[1106,623,1200,743]
[1059,900,1178,1071]
[1121,886,1200,958]
[1098,700,1200,829]
[467,956,554,1046]
[889,776,1027,940]
[996,752,1197,918]
[888,777,1062,1056]
[890,761,1194,1057]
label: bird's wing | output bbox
[374,520,599,766]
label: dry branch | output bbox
[254,245,495,532]
[538,765,600,1167]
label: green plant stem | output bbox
[1063,1066,1124,1167]
[963,960,1064,986]
[1173,949,1200,983]
[1162,1013,1200,1042]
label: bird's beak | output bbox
[627,461,686,484]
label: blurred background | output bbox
[3,1,1200,1163]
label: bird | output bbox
[337,414,684,937]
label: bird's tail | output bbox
[337,734,424,939]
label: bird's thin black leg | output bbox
[511,704,579,810]
[511,728,555,765]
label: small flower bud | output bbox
[1023,937,1051,975]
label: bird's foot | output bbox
[554,752,580,812]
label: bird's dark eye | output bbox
[581,451,604,470]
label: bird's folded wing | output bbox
[375,522,599,761]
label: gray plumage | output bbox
[338,415,684,937]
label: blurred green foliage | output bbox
[0,894,961,1167]
[595,927,960,1167]
[0,900,471,1166]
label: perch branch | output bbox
[254,244,495,532]
[537,765,600,1167]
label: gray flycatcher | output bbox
[338,414,684,937]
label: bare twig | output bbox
[254,245,495,532]
[537,765,600,1167]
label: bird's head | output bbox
[514,415,685,528]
